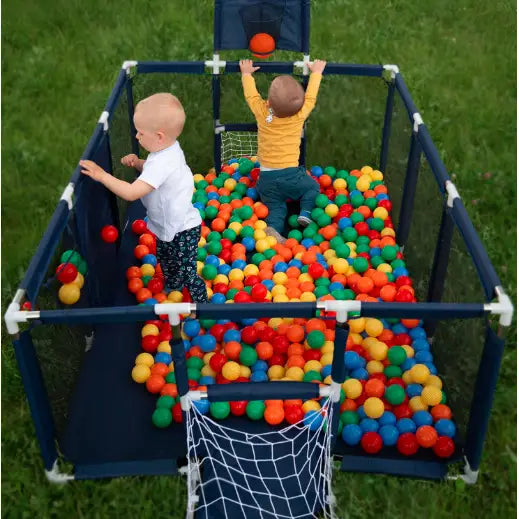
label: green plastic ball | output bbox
[240,346,258,366]
[252,253,266,265]
[352,257,369,273]
[156,395,175,409]
[315,277,330,287]
[313,234,324,245]
[343,289,355,300]
[288,214,300,228]
[385,384,406,405]
[206,241,222,255]
[307,330,325,349]
[384,365,402,378]
[187,367,201,381]
[350,194,365,208]
[246,401,265,420]
[370,256,384,268]
[288,230,303,241]
[77,259,88,275]
[238,159,254,175]
[199,318,217,329]
[365,197,378,210]
[315,194,329,208]
[311,207,325,220]
[336,169,349,179]
[340,410,359,425]
[222,229,237,241]
[239,205,253,220]
[324,166,336,178]
[211,401,231,419]
[387,346,407,365]
[226,288,238,300]
[152,407,172,428]
[187,357,204,370]
[240,226,255,238]
[205,206,218,220]
[263,249,276,260]
[381,246,397,262]
[334,194,348,207]
[141,275,152,286]
[335,244,350,258]
[165,372,176,384]
[316,213,332,227]
[303,370,322,382]
[207,231,222,242]
[350,212,364,224]
[370,218,384,231]
[357,236,370,245]
[314,286,329,298]
[342,228,358,242]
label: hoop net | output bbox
[185,398,336,519]
[220,131,258,164]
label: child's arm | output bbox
[240,59,264,117]
[80,160,153,201]
[298,59,327,120]
[121,153,145,172]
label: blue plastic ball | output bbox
[304,410,323,431]
[242,237,256,251]
[218,264,232,276]
[246,188,258,200]
[392,323,408,335]
[321,364,332,378]
[435,419,456,438]
[369,247,381,257]
[199,334,217,353]
[356,405,367,420]
[251,360,268,372]
[396,418,416,434]
[412,338,430,352]
[424,362,438,375]
[250,371,268,382]
[412,410,433,427]
[338,217,352,230]
[344,351,363,370]
[262,279,275,291]
[378,411,397,426]
[144,298,158,305]
[155,352,172,365]
[241,318,257,326]
[223,329,241,343]
[415,351,433,363]
[288,259,303,269]
[329,282,344,292]
[351,368,369,380]
[406,383,424,398]
[301,238,315,248]
[205,255,220,267]
[409,327,427,340]
[401,358,417,371]
[183,319,201,338]
[207,191,219,200]
[273,262,288,273]
[379,425,399,446]
[231,259,247,270]
[342,424,362,445]
[193,399,210,414]
[311,166,323,177]
[211,293,226,304]
[199,376,215,385]
[360,418,379,433]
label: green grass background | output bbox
[2,0,516,517]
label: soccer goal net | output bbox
[220,131,258,164]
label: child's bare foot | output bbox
[265,226,287,244]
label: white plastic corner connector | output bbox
[447,457,479,484]
[45,460,74,484]
[413,112,424,133]
[383,64,400,79]
[316,300,361,324]
[328,381,342,403]
[180,394,192,411]
[4,289,40,335]
[445,180,460,208]
[187,390,206,402]
[485,286,514,327]
[122,60,138,74]
[294,55,311,76]
[98,111,109,131]
[154,303,194,326]
[205,54,226,74]
[60,182,74,210]
[214,125,225,135]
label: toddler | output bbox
[239,58,326,242]
[80,92,208,303]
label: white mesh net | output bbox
[220,131,258,164]
[185,398,336,519]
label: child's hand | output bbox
[79,160,107,182]
[240,59,260,75]
[308,59,326,74]
[121,154,139,168]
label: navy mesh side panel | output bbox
[13,331,58,471]
[73,133,120,307]
[215,0,308,52]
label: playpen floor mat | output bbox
[60,201,462,476]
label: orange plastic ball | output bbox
[264,405,285,425]
[249,32,276,59]
[416,425,438,448]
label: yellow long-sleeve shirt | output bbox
[241,73,322,169]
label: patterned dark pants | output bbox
[156,225,208,303]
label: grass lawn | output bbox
[2,0,516,518]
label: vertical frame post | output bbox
[125,76,140,157]
[329,323,348,449]
[212,75,222,172]
[396,129,422,247]
[299,75,309,168]
[379,79,395,173]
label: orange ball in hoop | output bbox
[249,33,275,59]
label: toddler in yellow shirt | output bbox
[239,59,326,243]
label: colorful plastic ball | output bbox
[379,425,399,446]
[385,384,406,405]
[193,399,211,415]
[246,400,266,420]
[360,431,383,454]
[342,424,362,445]
[304,410,324,431]
[434,419,456,438]
[307,330,325,349]
[132,364,151,383]
[410,364,430,384]
[58,283,81,305]
[412,410,433,427]
[131,219,147,234]
[363,397,384,419]
[210,401,230,420]
[221,361,241,381]
[396,418,417,434]
[264,405,285,425]
[433,436,455,458]
[397,432,419,456]
[201,264,218,280]
[152,407,172,428]
[416,425,438,448]
[56,263,79,284]
[60,249,82,266]
[421,385,443,406]
[199,334,217,353]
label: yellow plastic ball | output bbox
[268,365,285,380]
[381,228,396,238]
[409,395,428,412]
[349,332,363,345]
[323,249,336,259]
[201,365,217,378]
[333,258,349,274]
[282,317,294,325]
[254,220,267,230]
[72,272,84,288]
[266,236,277,248]
[272,272,288,285]
[168,290,184,302]
[254,229,267,240]
[343,378,363,399]
[206,287,213,299]
[224,178,236,191]
[268,317,283,329]
[286,366,304,381]
[298,273,313,284]
[323,375,332,385]
[371,169,384,181]
[333,178,347,190]
[271,285,287,296]
[377,263,392,273]
[240,365,251,378]
[348,318,365,334]
[365,318,384,337]
[198,237,207,248]
[426,375,443,389]
[213,274,229,285]
[364,397,384,418]
[141,324,159,337]
[304,360,322,373]
[421,385,443,406]
[157,341,172,353]
[300,292,316,302]
[193,173,204,183]
[302,401,321,413]
[229,268,245,281]
[362,336,379,350]
[222,361,241,381]
[321,341,334,354]
[369,341,388,361]
[402,370,413,385]
[320,353,333,366]
[361,165,374,175]
[325,204,339,218]
[228,221,242,234]
[402,344,415,357]
[230,162,239,170]
[356,174,372,192]
[203,352,215,364]
[373,207,388,221]
[243,264,259,277]
[273,294,290,303]
[140,264,155,277]
[135,352,154,367]
[366,360,384,374]
[197,261,204,274]
[58,283,81,305]
[346,241,357,251]
[410,364,431,384]
[132,364,151,383]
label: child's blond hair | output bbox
[268,76,305,118]
[135,93,186,139]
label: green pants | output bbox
[256,166,320,233]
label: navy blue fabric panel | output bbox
[395,74,419,124]
[196,302,316,318]
[70,125,106,184]
[207,381,320,401]
[125,78,140,156]
[13,332,58,470]
[465,324,506,470]
[75,459,177,479]
[361,302,485,319]
[20,201,70,303]
[136,61,206,74]
[416,125,450,192]
[225,61,295,74]
[323,63,383,77]
[39,306,156,325]
[73,134,120,307]
[103,69,127,119]
[194,422,327,519]
[450,200,501,301]
[340,455,448,480]
[215,0,308,52]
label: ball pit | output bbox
[126,158,457,460]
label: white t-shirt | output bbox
[137,141,201,242]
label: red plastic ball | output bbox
[213,283,229,294]
[251,283,268,301]
[272,335,290,355]
[219,249,232,263]
[234,291,251,303]
[258,326,277,342]
[157,329,172,342]
[220,238,232,249]
[360,432,383,454]
[395,290,414,303]
[241,326,258,344]
[147,277,164,294]
[209,324,226,343]
[395,276,412,288]
[209,353,227,373]
[101,225,118,243]
[354,222,370,236]
[397,432,419,456]
[268,353,286,367]
[378,199,392,212]
[433,436,455,458]
[56,263,78,284]
[172,402,183,423]
[303,349,322,362]
[285,405,304,425]
[308,263,325,279]
[393,333,411,346]
[393,403,412,420]
[244,275,260,287]
[141,335,159,353]
[230,401,248,416]
[131,219,147,234]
